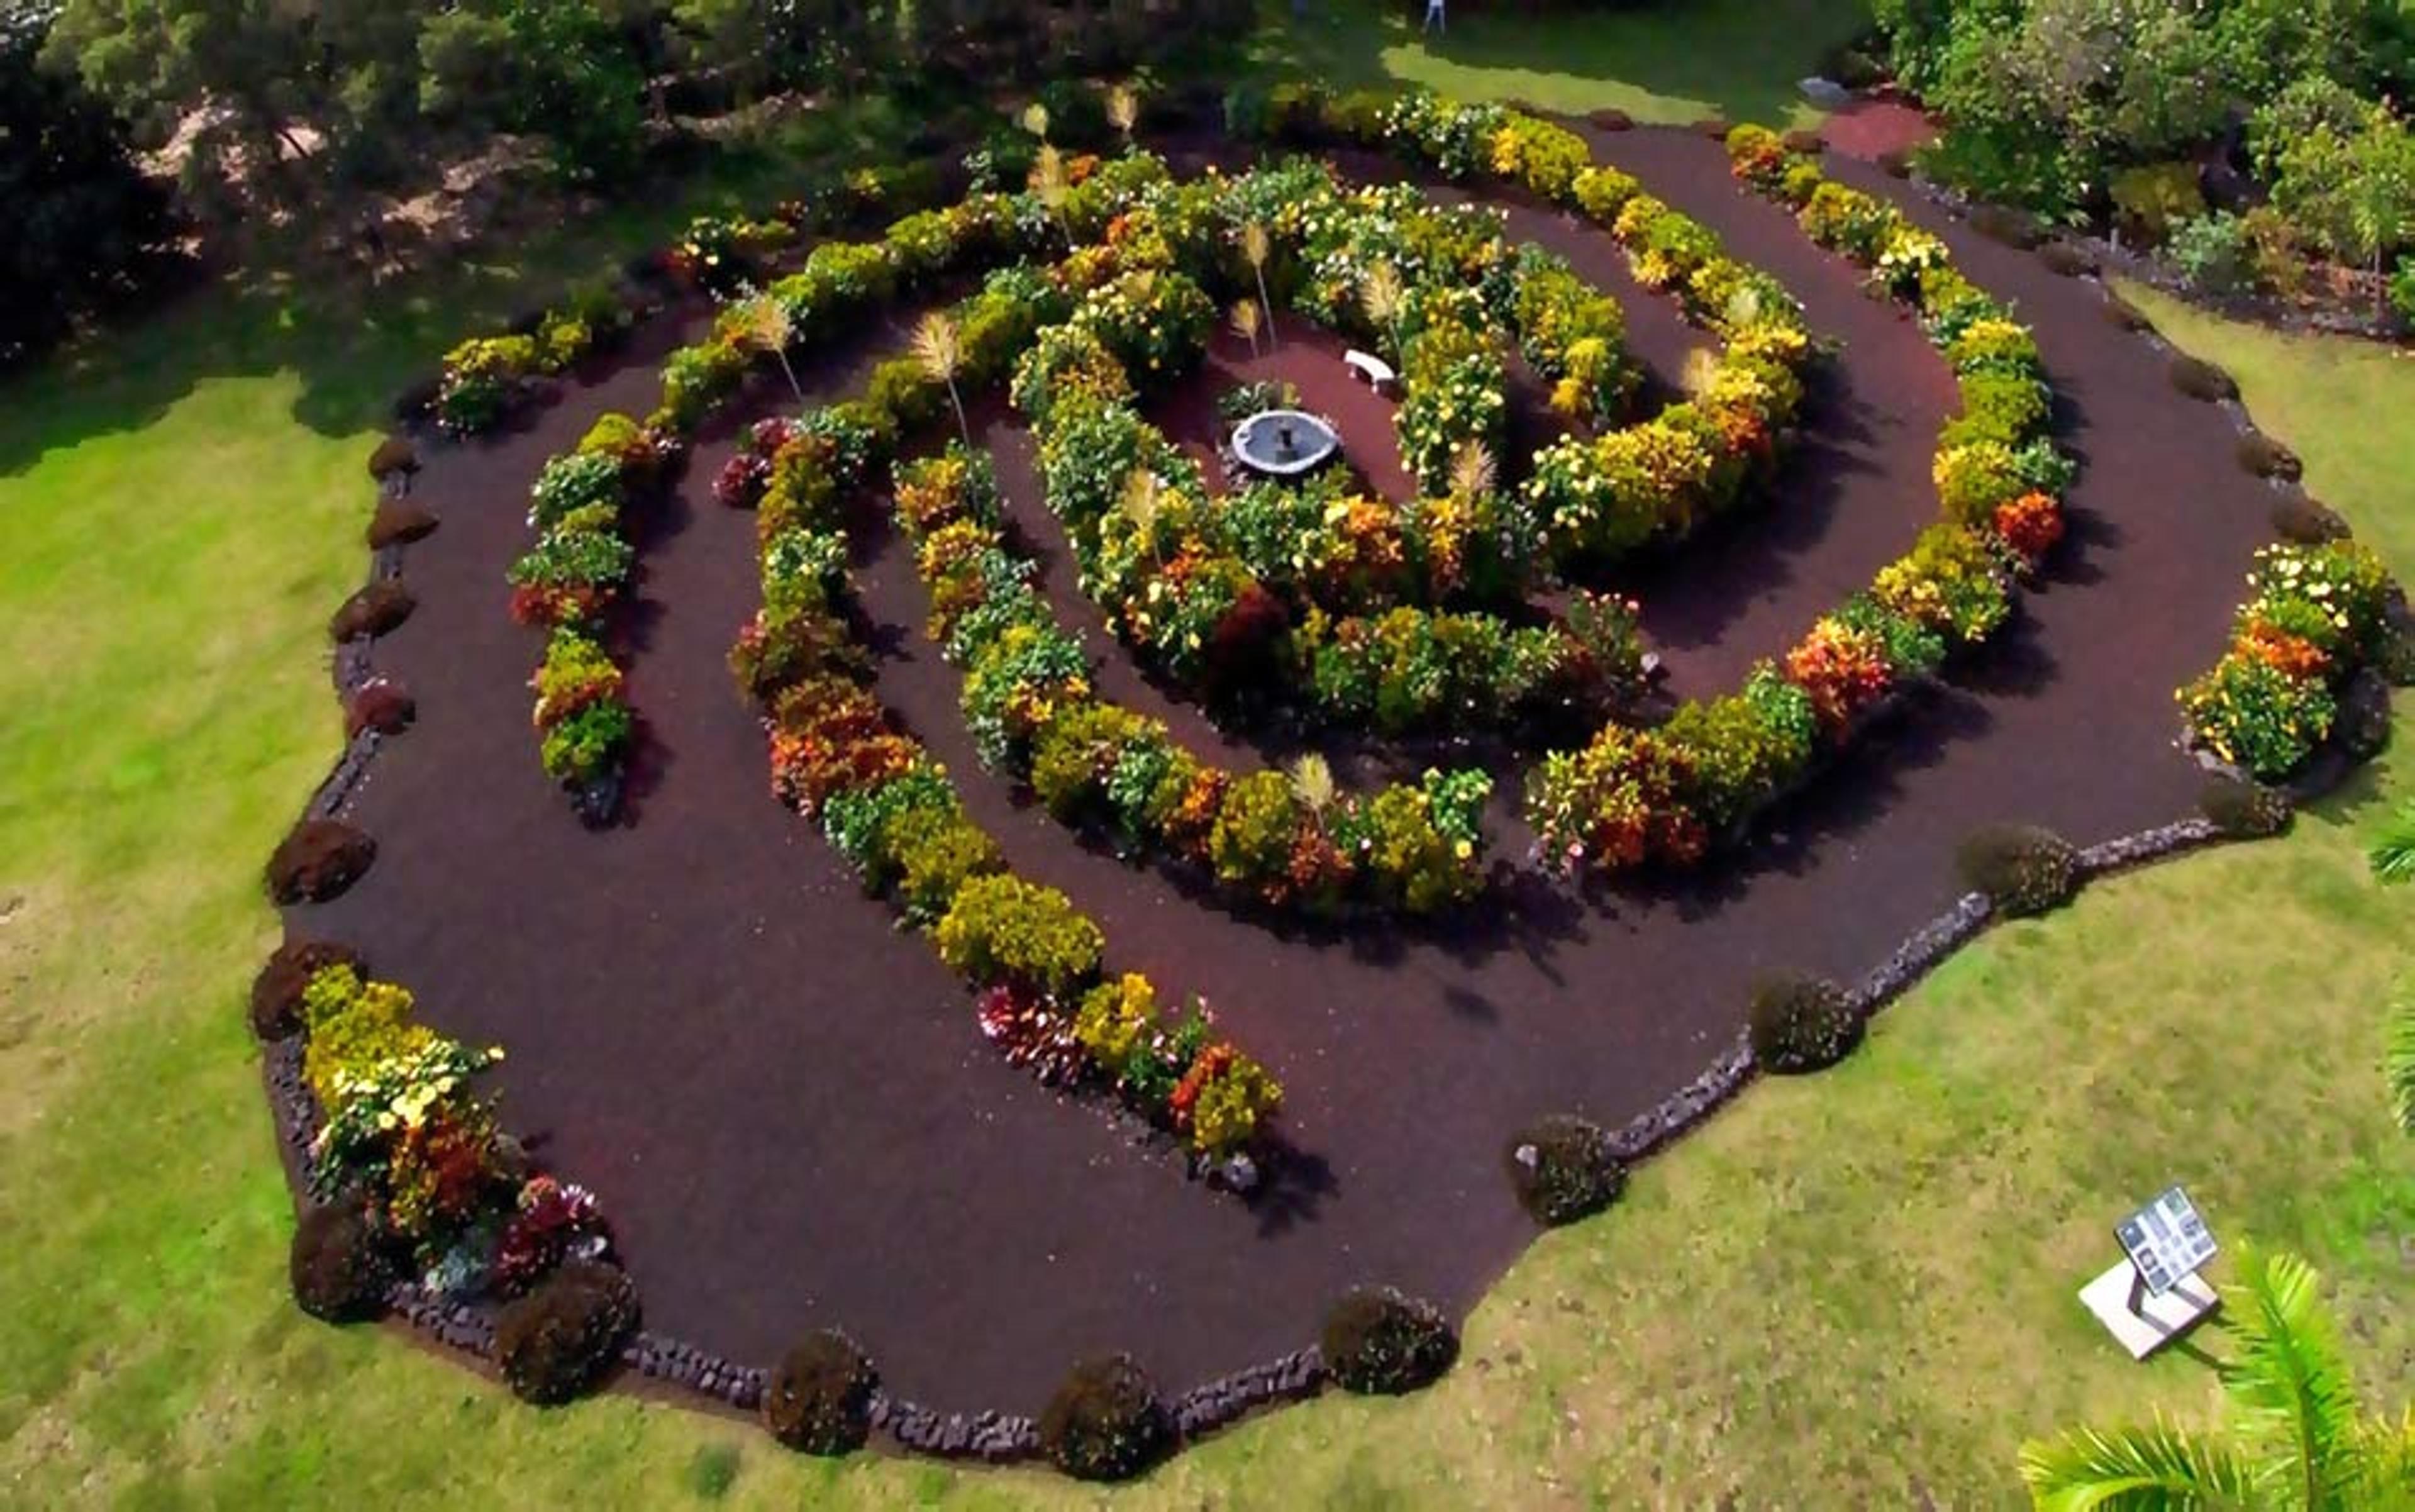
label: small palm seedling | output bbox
[1241,222,1277,350]
[1360,261,1406,360]
[1230,297,1263,357]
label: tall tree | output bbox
[3,2,177,365]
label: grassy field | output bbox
[3,53,2411,1512]
[1252,0,1869,128]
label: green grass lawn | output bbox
[3,67,2411,1512]
[1251,0,1870,127]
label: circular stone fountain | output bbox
[1231,409,1340,479]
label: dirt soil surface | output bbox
[287,126,2271,1415]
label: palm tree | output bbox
[1107,84,1140,147]
[1360,261,1406,360]
[913,311,970,445]
[736,291,805,403]
[2371,799,2415,885]
[2388,981,2414,1136]
[1230,297,1263,358]
[1288,753,1337,817]
[1448,438,1496,503]
[2018,1244,2415,1509]
[1019,102,1050,141]
[1240,221,1277,351]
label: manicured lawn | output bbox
[4,78,2412,1512]
[1253,0,1870,127]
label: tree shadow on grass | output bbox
[0,106,925,482]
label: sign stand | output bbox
[2079,1184,2221,1360]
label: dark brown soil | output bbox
[284,128,2276,1415]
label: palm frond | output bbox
[2218,1243,2368,1508]
[2016,1419,2255,1511]
[1230,297,1262,345]
[736,291,791,352]
[2387,981,2415,1136]
[2371,800,2415,885]
[1019,102,1050,140]
[1107,84,1139,138]
[1118,467,1161,534]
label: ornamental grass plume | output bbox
[913,311,970,444]
[1241,221,1277,350]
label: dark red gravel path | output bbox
[288,126,2274,1415]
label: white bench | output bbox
[1343,348,1397,392]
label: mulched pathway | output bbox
[287,125,2274,1414]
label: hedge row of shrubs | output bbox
[1510,123,2073,879]
[511,414,682,821]
[432,285,637,435]
[711,311,1285,1165]
[891,438,1492,920]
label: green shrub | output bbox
[2392,261,2415,326]
[762,1331,877,1455]
[265,819,377,904]
[328,581,415,642]
[2272,495,2353,545]
[1321,1287,1457,1394]
[1505,1115,1624,1226]
[1038,1355,1169,1481]
[2170,355,2238,402]
[2037,240,2096,277]
[2169,213,2255,294]
[2109,162,2205,245]
[1747,976,1862,1073]
[493,1261,640,1406]
[289,1201,393,1323]
[2237,432,2303,481]
[367,436,418,479]
[2199,775,2294,838]
[887,806,1003,925]
[366,499,438,550]
[250,940,364,1040]
[1956,823,2082,916]
[932,874,1104,996]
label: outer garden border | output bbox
[263,95,2405,1474]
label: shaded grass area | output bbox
[4,74,2413,1512]
[1250,0,1870,127]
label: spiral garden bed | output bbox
[258,92,2404,1472]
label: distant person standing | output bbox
[1423,0,1445,33]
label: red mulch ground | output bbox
[287,126,2273,1413]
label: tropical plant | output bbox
[2371,800,2415,885]
[913,311,970,445]
[1106,83,1138,145]
[2387,981,2415,1136]
[1287,753,1337,817]
[2017,1245,2415,1509]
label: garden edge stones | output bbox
[256,115,2390,1474]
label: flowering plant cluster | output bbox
[896,445,1494,919]
[2179,540,2397,777]
[715,381,1287,1167]
[1290,593,1645,737]
[433,284,633,435]
[509,413,675,816]
[299,964,602,1296]
[666,209,799,296]
[1515,120,2079,878]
